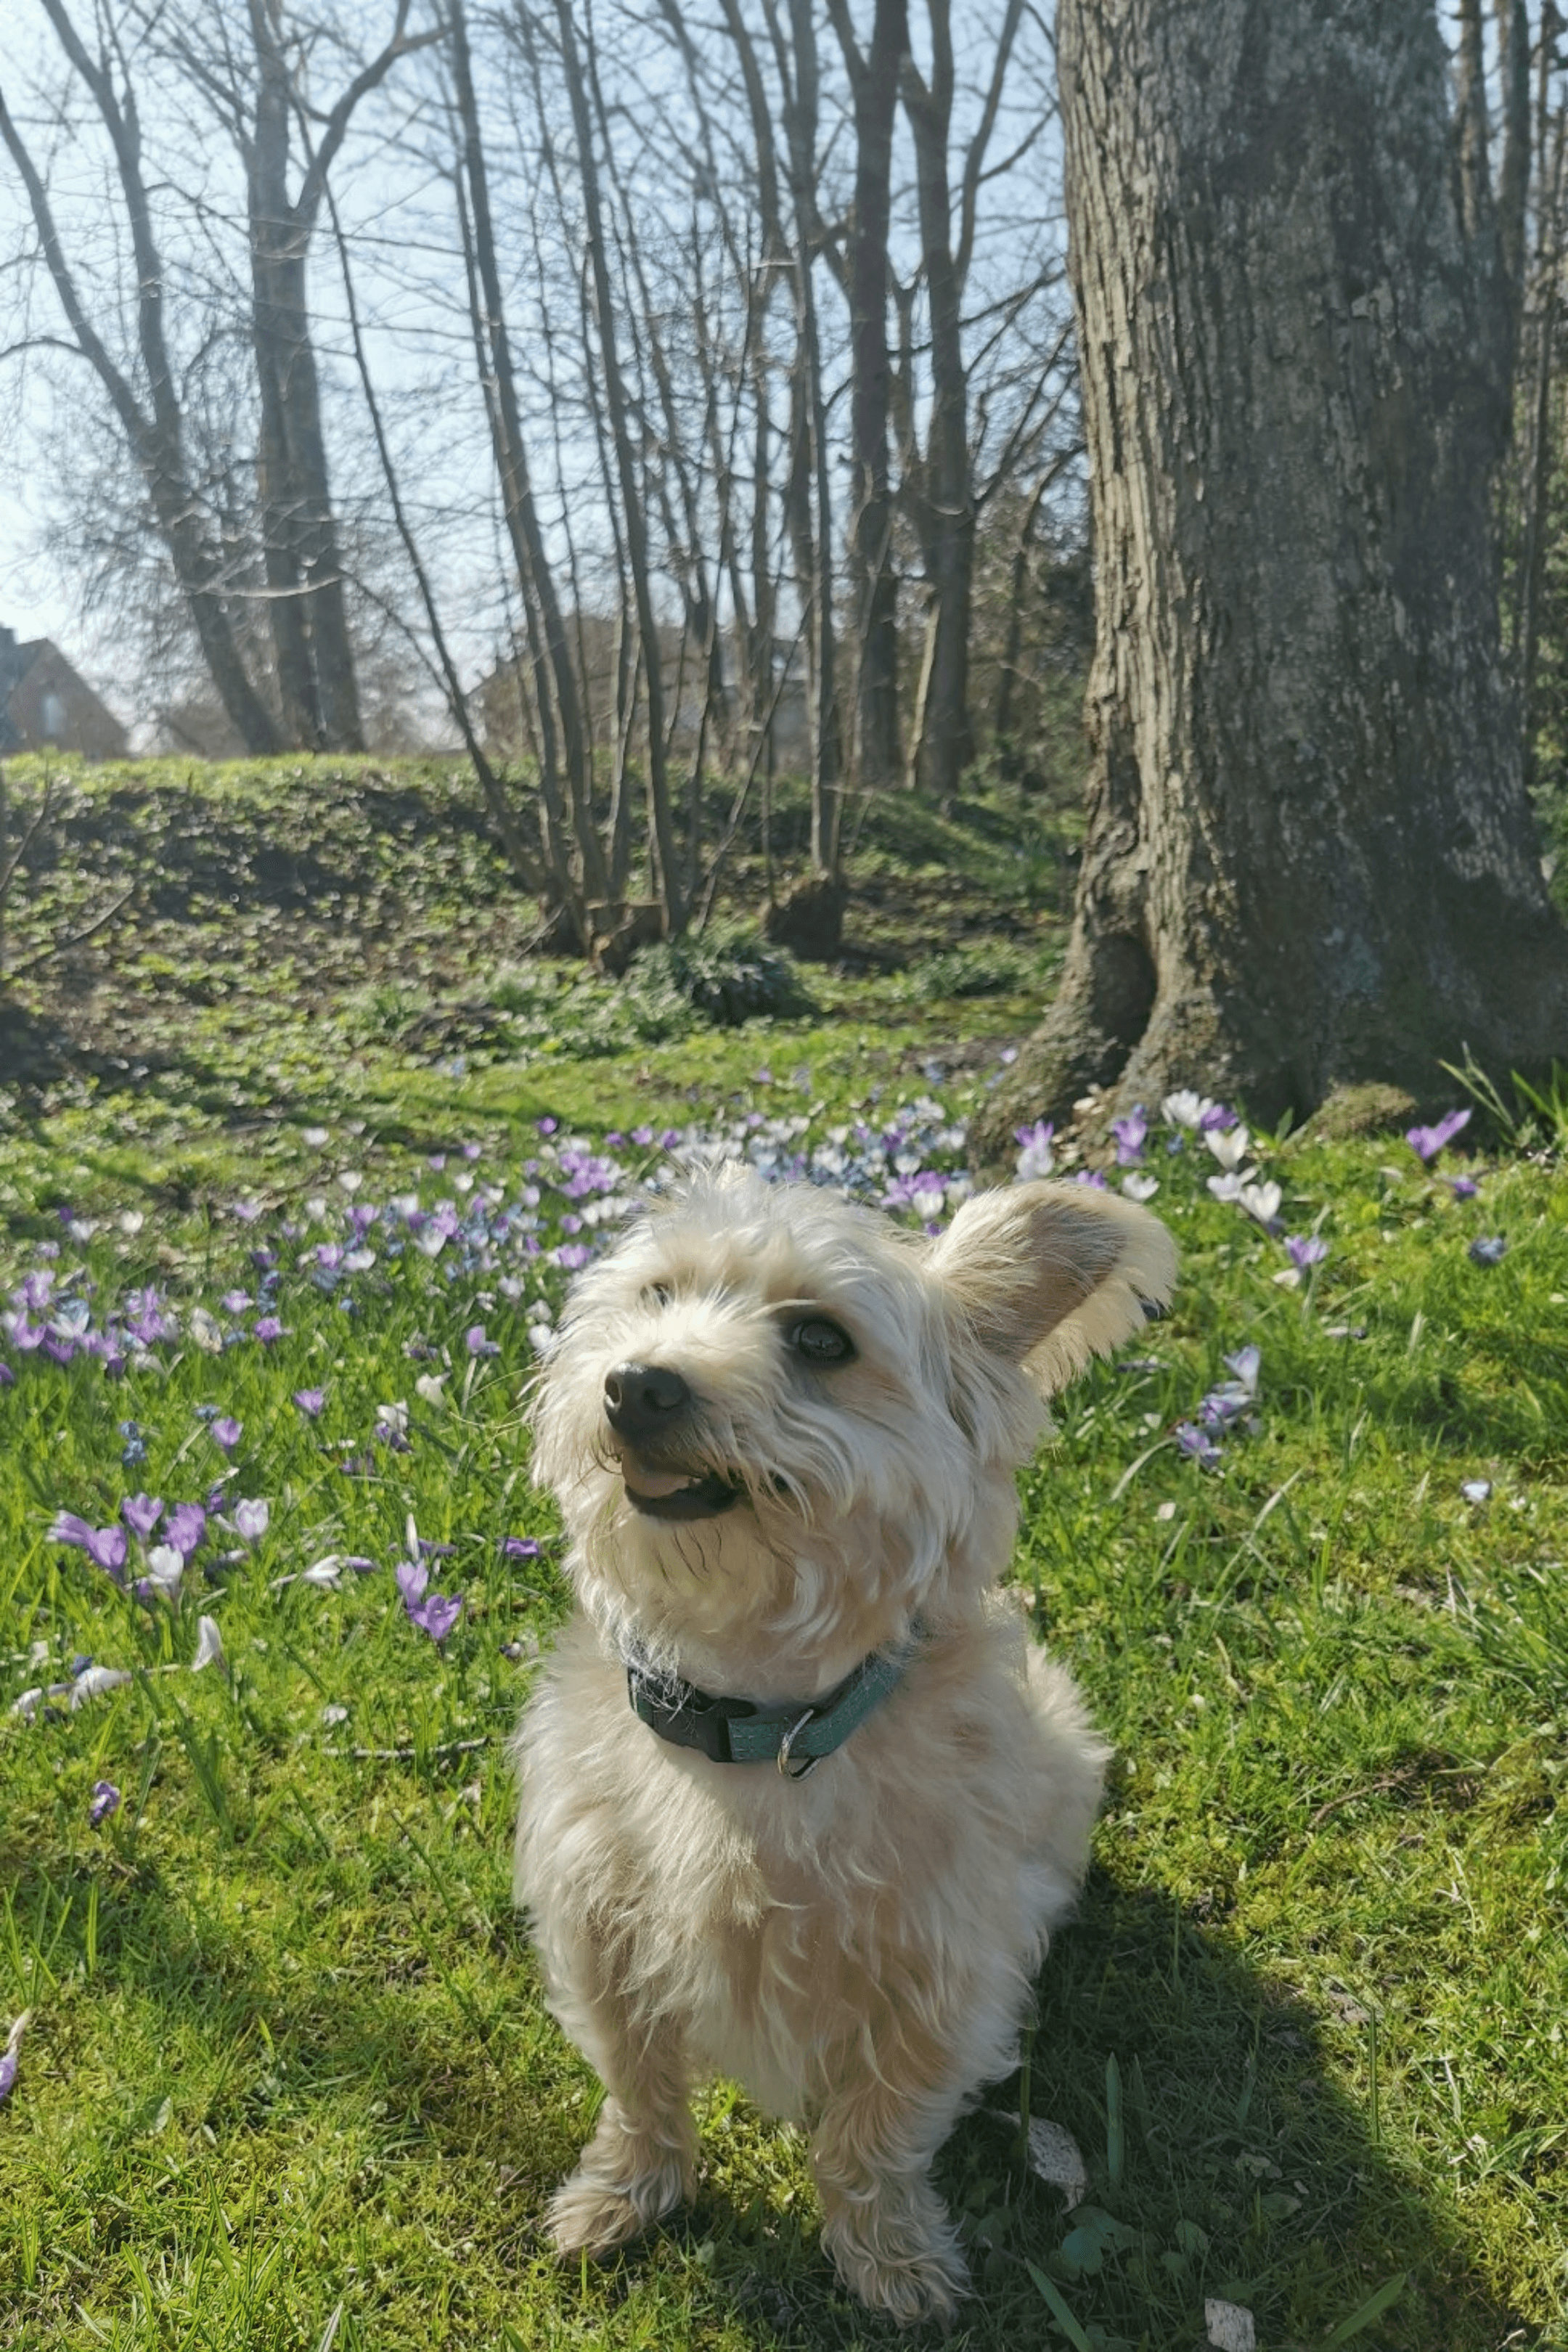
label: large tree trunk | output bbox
[975,0,1568,1161]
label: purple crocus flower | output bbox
[1448,1175,1479,1201]
[220,1289,250,1315]
[163,1502,207,1559]
[1110,1106,1148,1166]
[121,1493,164,1540]
[1285,1235,1328,1270]
[86,1524,128,1577]
[232,1498,269,1543]
[466,1324,500,1357]
[89,1779,121,1826]
[1406,1107,1472,1163]
[1174,1421,1223,1469]
[0,2015,28,2104]
[211,1416,242,1453]
[396,1557,463,1642]
[292,1387,325,1417]
[502,1536,542,1559]
[253,1316,286,1345]
[51,1514,128,1580]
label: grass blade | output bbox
[1026,2261,1093,2352]
[1319,2271,1407,2346]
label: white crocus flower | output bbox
[1238,1179,1282,1225]
[1204,1124,1251,1172]
[191,1616,225,1671]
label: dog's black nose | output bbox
[604,1360,691,1440]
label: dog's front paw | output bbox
[547,2168,675,2260]
[545,2109,691,2261]
[820,2195,969,2327]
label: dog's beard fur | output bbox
[515,1164,1176,2322]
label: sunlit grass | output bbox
[1,763,1564,2350]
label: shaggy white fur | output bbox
[513,1167,1176,2322]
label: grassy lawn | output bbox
[1,757,1564,2351]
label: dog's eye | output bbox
[641,1282,673,1309]
[785,1316,855,1366]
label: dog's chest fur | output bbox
[514,1602,1100,2123]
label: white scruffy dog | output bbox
[514,1164,1175,2322]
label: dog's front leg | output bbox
[808,2012,974,2325]
[543,1928,696,2260]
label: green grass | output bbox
[1,761,1565,2350]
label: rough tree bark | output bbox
[976,0,1568,1161]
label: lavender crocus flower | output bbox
[163,1502,207,1559]
[122,1493,164,1540]
[1013,1119,1055,1180]
[292,1387,325,1417]
[0,2011,31,2104]
[1175,1421,1223,1469]
[397,1557,464,1642]
[1110,1106,1148,1166]
[1406,1107,1472,1163]
[466,1324,500,1357]
[502,1536,542,1559]
[89,1780,121,1826]
[1285,1235,1328,1270]
[211,1416,242,1453]
[232,1498,269,1543]
[52,1513,128,1580]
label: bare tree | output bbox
[151,0,435,750]
[897,0,1052,801]
[1,3,282,752]
[828,0,907,793]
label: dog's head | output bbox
[531,1165,1175,1678]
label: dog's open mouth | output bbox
[615,1449,742,1522]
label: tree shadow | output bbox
[4,1832,1534,2352]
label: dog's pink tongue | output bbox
[619,1455,693,1500]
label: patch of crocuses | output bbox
[7,1065,1495,1739]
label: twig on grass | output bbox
[322,1735,492,1761]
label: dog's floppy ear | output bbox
[928,1180,1177,1400]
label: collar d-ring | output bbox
[777,1706,820,1779]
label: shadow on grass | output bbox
[3,1834,1528,2352]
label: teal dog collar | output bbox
[626,1634,916,1780]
